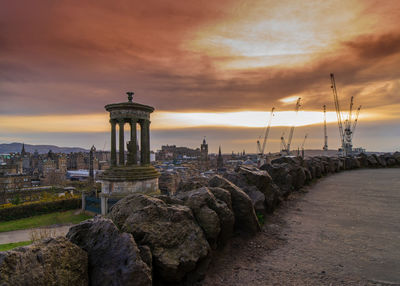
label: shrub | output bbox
[0,198,81,221]
[30,228,57,242]
[11,194,21,205]
[256,212,265,226]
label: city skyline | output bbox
[1,0,400,152]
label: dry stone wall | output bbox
[1,152,399,285]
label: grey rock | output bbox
[177,176,209,193]
[138,245,152,269]
[0,237,88,286]
[208,175,261,235]
[109,194,211,283]
[208,187,232,210]
[367,155,379,167]
[176,187,234,248]
[236,166,281,212]
[67,216,152,286]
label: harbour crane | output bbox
[323,105,328,151]
[330,74,362,155]
[281,98,301,155]
[256,107,275,156]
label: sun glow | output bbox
[280,96,301,104]
[0,110,379,134]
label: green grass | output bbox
[256,212,265,226]
[0,240,32,251]
[0,210,92,233]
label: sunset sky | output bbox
[1,0,400,153]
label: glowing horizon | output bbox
[0,110,380,134]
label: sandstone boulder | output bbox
[67,216,151,286]
[0,237,88,286]
[208,175,260,235]
[109,194,211,283]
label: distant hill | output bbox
[0,142,88,154]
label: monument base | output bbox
[99,165,160,196]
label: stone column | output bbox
[140,120,150,165]
[100,194,108,216]
[110,120,117,166]
[118,120,125,165]
[128,119,138,165]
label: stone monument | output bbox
[99,92,160,197]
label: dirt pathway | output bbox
[202,169,400,286]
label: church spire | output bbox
[217,145,224,170]
[21,143,26,156]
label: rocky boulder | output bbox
[67,216,152,286]
[109,194,211,283]
[357,153,369,168]
[176,176,208,193]
[0,237,88,286]
[208,187,232,210]
[383,153,397,167]
[393,152,400,164]
[244,186,266,214]
[158,172,181,196]
[270,156,302,166]
[367,155,379,167]
[261,163,292,195]
[208,175,260,235]
[236,166,281,212]
[176,187,234,248]
[377,155,387,167]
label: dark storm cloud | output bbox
[1,0,400,116]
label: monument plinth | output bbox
[100,92,160,196]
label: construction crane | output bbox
[281,98,301,155]
[301,133,308,158]
[301,133,308,150]
[323,105,328,151]
[330,74,362,155]
[256,107,275,155]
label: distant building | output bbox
[0,163,31,191]
[200,137,208,161]
[0,174,31,191]
[156,145,201,161]
[217,146,224,170]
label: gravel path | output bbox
[0,224,73,244]
[202,168,400,286]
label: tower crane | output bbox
[256,107,275,156]
[330,74,362,155]
[281,98,301,155]
[323,105,328,151]
[301,133,308,158]
[301,133,308,150]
